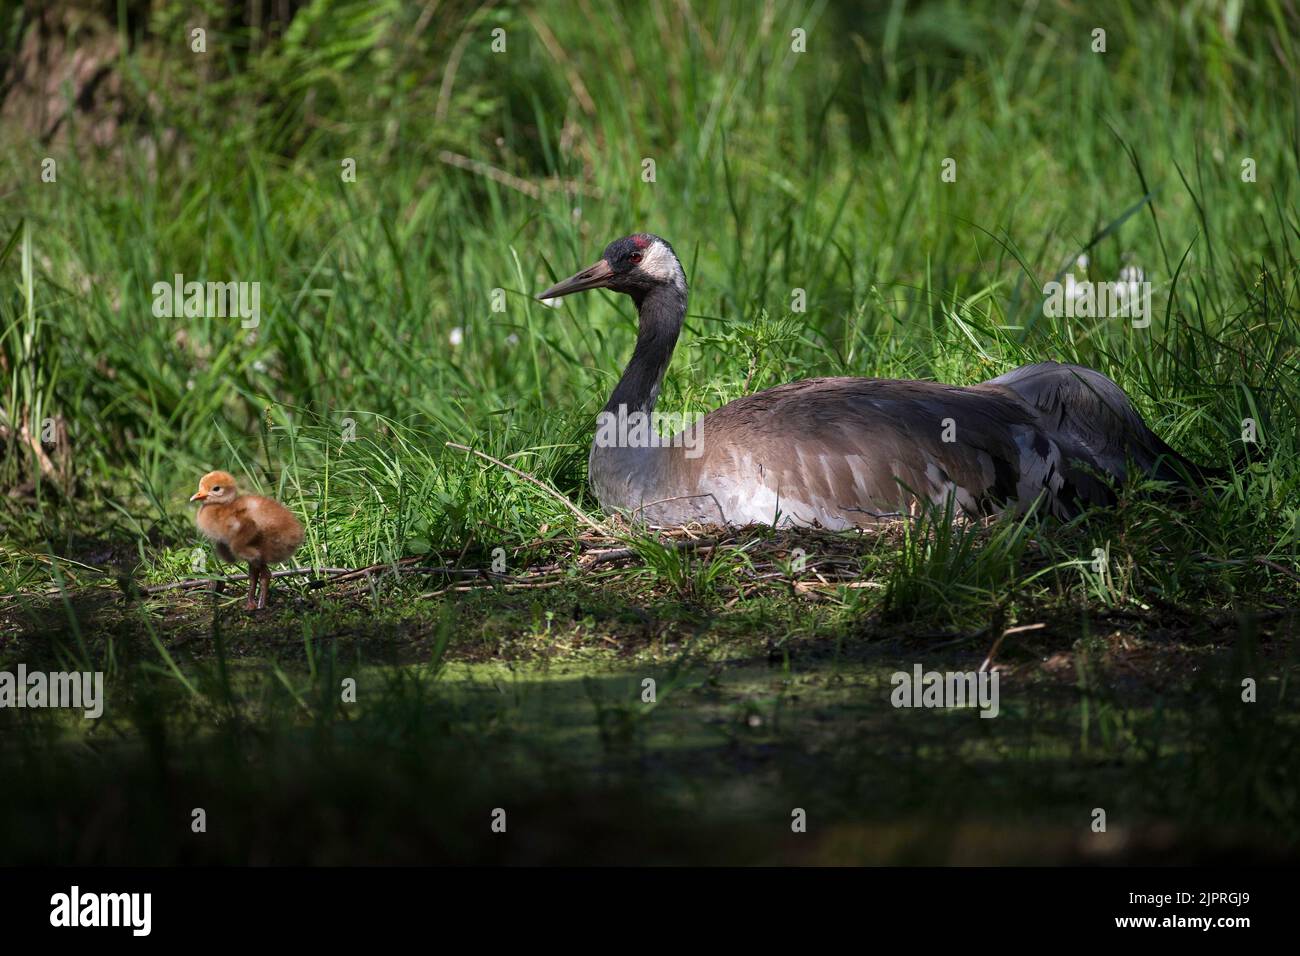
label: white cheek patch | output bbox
[639,240,686,290]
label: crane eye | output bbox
[629,252,643,264]
[212,486,222,492]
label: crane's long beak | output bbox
[189,490,208,502]
[537,258,614,300]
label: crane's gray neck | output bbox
[590,282,689,520]
[603,284,686,415]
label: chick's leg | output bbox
[245,562,262,610]
[257,564,272,609]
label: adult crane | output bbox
[538,233,1212,528]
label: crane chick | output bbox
[189,470,304,610]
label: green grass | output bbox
[1,0,1298,864]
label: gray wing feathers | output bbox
[981,362,1200,484]
[662,378,1034,527]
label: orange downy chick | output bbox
[189,470,305,610]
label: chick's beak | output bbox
[190,490,208,502]
[537,258,614,300]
